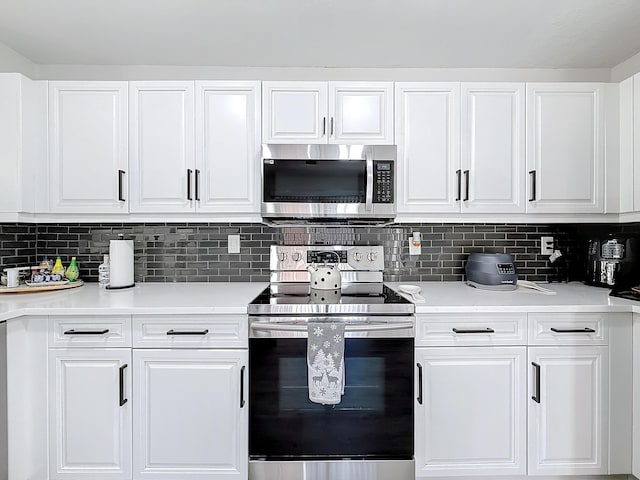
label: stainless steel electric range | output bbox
[247,245,415,480]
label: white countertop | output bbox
[1,281,639,322]
[386,281,640,314]
[0,282,267,321]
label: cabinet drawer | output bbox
[416,313,526,346]
[133,315,247,348]
[528,313,608,345]
[49,316,132,347]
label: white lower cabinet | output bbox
[527,346,609,475]
[48,348,132,480]
[132,349,248,480]
[415,346,527,477]
[633,314,640,478]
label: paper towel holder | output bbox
[107,236,135,290]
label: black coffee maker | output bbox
[585,236,639,288]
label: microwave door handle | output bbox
[365,151,374,211]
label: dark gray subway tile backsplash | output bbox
[1,222,639,283]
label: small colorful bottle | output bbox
[51,257,65,276]
[65,257,79,282]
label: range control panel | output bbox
[271,245,385,272]
[374,161,394,203]
[496,263,516,275]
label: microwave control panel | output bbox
[374,161,394,203]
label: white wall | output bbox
[0,42,37,78]
[35,64,611,82]
[611,50,640,82]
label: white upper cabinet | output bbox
[262,81,393,144]
[48,81,129,213]
[129,81,195,213]
[329,82,394,144]
[619,77,634,213]
[461,83,525,213]
[195,81,261,214]
[395,83,461,213]
[128,81,260,216]
[262,82,327,143]
[526,83,605,214]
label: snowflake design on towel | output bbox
[323,340,331,348]
[310,343,318,351]
[330,324,337,330]
[333,334,342,343]
[314,327,323,336]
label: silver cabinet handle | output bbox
[252,322,414,333]
[452,328,495,334]
[195,169,201,201]
[187,169,193,201]
[330,117,334,136]
[322,117,326,136]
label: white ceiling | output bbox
[1,0,640,68]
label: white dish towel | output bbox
[307,322,345,405]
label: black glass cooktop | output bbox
[249,284,411,306]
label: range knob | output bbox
[353,251,362,262]
[292,252,302,262]
[278,252,287,262]
[367,251,378,262]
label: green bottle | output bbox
[65,257,79,282]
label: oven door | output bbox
[249,318,414,461]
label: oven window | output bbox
[249,338,413,460]
[263,160,366,203]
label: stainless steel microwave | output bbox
[261,144,396,223]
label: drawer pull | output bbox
[416,363,423,405]
[166,329,209,336]
[452,328,495,334]
[119,364,128,407]
[550,327,596,334]
[64,329,110,335]
[531,362,541,404]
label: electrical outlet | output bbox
[228,235,240,254]
[540,236,554,255]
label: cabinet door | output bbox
[528,346,609,475]
[329,82,394,144]
[133,349,248,479]
[619,77,634,213]
[49,349,131,480]
[415,347,526,477]
[395,83,460,214]
[262,82,327,143]
[129,81,195,213]
[48,82,128,213]
[632,315,640,478]
[195,81,261,215]
[461,83,525,213]
[526,83,604,213]
[634,74,640,212]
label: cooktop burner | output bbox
[248,284,414,315]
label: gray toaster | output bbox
[465,253,518,290]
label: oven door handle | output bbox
[251,321,414,333]
[365,151,374,212]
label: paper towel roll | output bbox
[109,239,134,288]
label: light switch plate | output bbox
[541,236,554,255]
[228,235,240,254]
